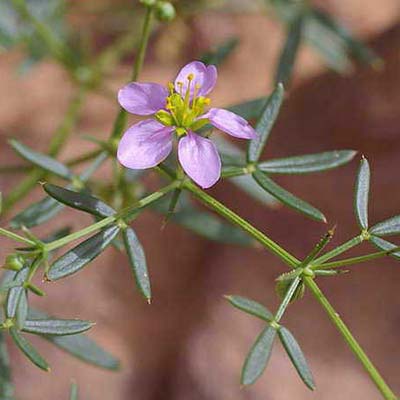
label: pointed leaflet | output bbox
[43,183,116,218]
[253,170,326,222]
[241,326,277,385]
[247,84,285,163]
[28,309,120,370]
[258,150,356,174]
[9,139,73,180]
[122,227,151,302]
[47,225,120,281]
[278,326,315,390]
[370,216,400,237]
[369,236,400,260]
[354,157,370,230]
[9,327,49,371]
[23,319,94,336]
[275,13,304,86]
[225,296,273,322]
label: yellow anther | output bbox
[168,82,174,94]
[195,83,201,90]
[187,73,194,81]
[204,98,211,105]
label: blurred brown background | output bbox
[1,0,400,399]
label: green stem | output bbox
[311,235,363,265]
[3,88,86,213]
[0,228,35,246]
[110,5,154,140]
[316,247,400,270]
[275,276,301,322]
[304,277,397,400]
[44,182,178,252]
[184,181,299,267]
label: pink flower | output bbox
[117,61,257,188]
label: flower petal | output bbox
[118,82,168,115]
[205,108,257,139]
[178,132,221,188]
[117,119,173,169]
[174,61,217,99]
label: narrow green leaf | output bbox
[241,326,277,385]
[47,225,120,281]
[15,290,28,330]
[310,8,381,67]
[278,326,315,390]
[122,228,151,302]
[0,332,14,399]
[23,319,94,336]
[247,84,285,163]
[43,183,115,218]
[258,150,357,174]
[9,327,50,371]
[10,153,107,229]
[225,295,273,321]
[369,236,400,260]
[370,216,400,237]
[6,287,23,319]
[10,196,64,229]
[200,37,239,66]
[28,309,120,370]
[275,14,303,86]
[253,170,326,222]
[6,268,28,319]
[70,382,78,400]
[304,13,353,73]
[9,139,73,180]
[354,157,370,230]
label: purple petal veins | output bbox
[178,131,221,189]
[174,61,217,99]
[205,108,258,139]
[117,119,174,169]
[118,82,168,115]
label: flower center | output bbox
[155,74,211,136]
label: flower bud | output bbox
[155,1,176,22]
[4,254,24,271]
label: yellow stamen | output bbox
[168,82,174,95]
